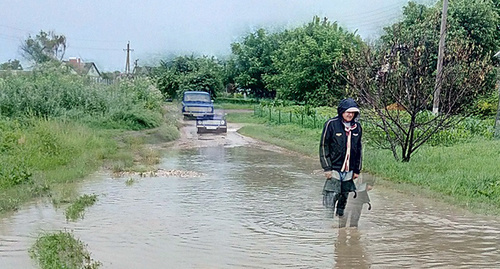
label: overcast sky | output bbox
[0,0,434,72]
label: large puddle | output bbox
[1,132,500,268]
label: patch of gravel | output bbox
[114,168,204,178]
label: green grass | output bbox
[228,110,500,215]
[65,194,98,221]
[0,104,180,215]
[238,123,321,157]
[125,178,136,186]
[364,139,500,213]
[30,230,101,269]
[215,102,256,110]
[226,111,268,124]
[0,119,115,214]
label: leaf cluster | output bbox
[151,55,224,99]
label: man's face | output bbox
[342,111,355,122]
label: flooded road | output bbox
[1,121,500,268]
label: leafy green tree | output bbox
[221,57,239,93]
[151,55,224,99]
[264,17,364,106]
[151,64,180,99]
[0,59,23,70]
[448,0,500,58]
[230,28,278,98]
[20,30,66,64]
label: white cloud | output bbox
[0,0,434,72]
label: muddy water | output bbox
[1,131,500,268]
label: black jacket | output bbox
[319,98,362,174]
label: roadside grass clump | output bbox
[0,118,115,214]
[109,151,136,174]
[30,230,101,269]
[154,124,180,142]
[65,194,98,221]
[125,178,136,186]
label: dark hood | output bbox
[337,98,360,120]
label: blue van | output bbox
[181,91,214,119]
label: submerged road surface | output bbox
[1,119,499,268]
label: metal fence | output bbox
[254,105,330,129]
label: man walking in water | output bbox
[319,98,363,217]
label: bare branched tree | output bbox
[342,32,492,162]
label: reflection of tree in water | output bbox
[334,228,371,269]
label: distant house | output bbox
[64,57,103,82]
[132,65,152,76]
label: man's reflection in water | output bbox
[334,228,371,269]
[339,176,373,228]
[333,175,373,268]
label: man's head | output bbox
[337,98,360,122]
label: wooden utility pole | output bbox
[123,41,134,74]
[495,82,500,138]
[432,0,449,115]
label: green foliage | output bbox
[151,55,224,99]
[254,103,328,130]
[343,0,498,162]
[265,16,364,106]
[254,103,494,147]
[21,30,66,64]
[214,97,258,105]
[470,90,499,118]
[448,0,500,57]
[125,178,136,186]
[0,59,23,70]
[0,64,164,130]
[0,158,32,188]
[0,117,116,213]
[151,66,180,98]
[0,67,179,214]
[65,194,98,221]
[362,110,495,148]
[231,28,278,98]
[30,230,101,269]
[365,139,500,210]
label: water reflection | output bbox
[0,145,499,268]
[334,228,370,269]
[338,175,374,229]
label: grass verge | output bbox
[0,103,180,215]
[227,110,500,215]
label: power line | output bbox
[69,45,122,51]
[334,3,405,22]
[0,33,21,41]
[326,1,406,21]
